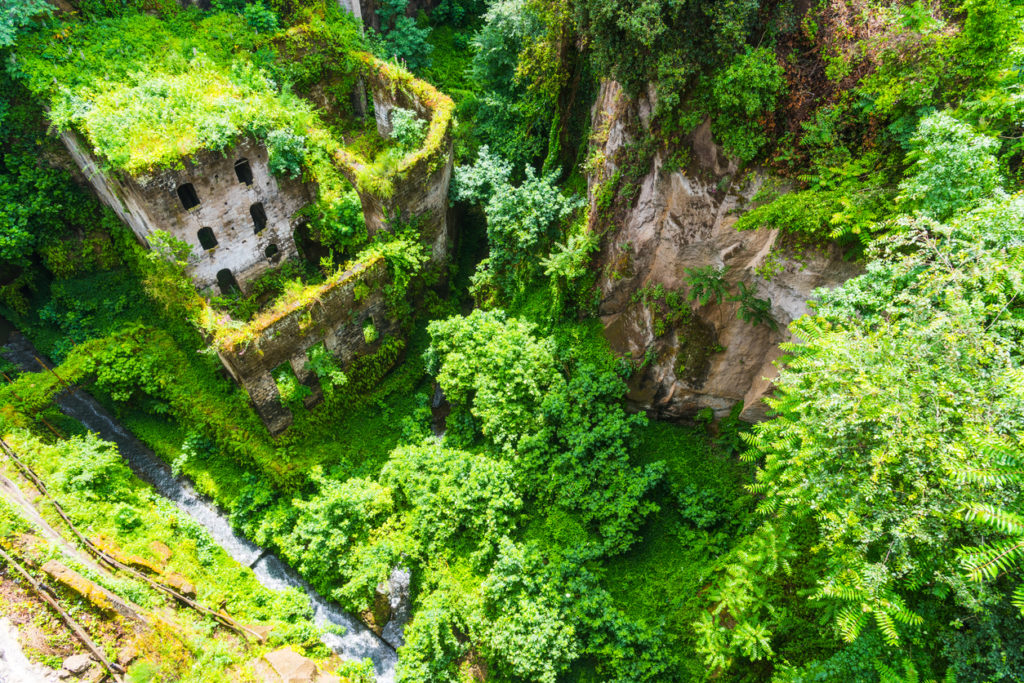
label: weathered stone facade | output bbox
[63,133,311,295]
[215,257,398,434]
[360,84,454,268]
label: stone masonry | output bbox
[62,133,311,295]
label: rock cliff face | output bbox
[588,81,861,422]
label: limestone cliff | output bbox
[588,81,861,422]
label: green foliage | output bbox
[469,539,578,682]
[384,441,519,565]
[303,344,348,398]
[729,282,775,329]
[426,310,662,554]
[85,333,167,404]
[238,470,399,608]
[266,128,307,178]
[540,226,598,317]
[389,107,427,152]
[374,0,433,71]
[736,154,896,248]
[466,0,553,168]
[695,521,795,670]
[0,0,50,47]
[717,192,1024,673]
[684,265,728,307]
[956,438,1024,613]
[0,73,101,268]
[454,147,579,302]
[272,363,312,408]
[53,434,133,502]
[242,0,279,33]
[576,0,761,100]
[449,144,511,202]
[632,283,692,337]
[395,588,469,682]
[709,47,788,162]
[15,13,290,174]
[899,112,1003,220]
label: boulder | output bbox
[62,653,92,675]
[148,541,173,566]
[162,572,196,599]
[262,648,318,683]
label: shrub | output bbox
[899,112,1002,219]
[710,47,788,161]
[266,129,307,179]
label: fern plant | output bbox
[729,282,776,329]
[684,265,729,307]
[955,435,1024,612]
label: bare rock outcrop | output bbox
[588,81,861,421]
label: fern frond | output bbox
[874,608,901,646]
[962,503,1024,535]
[836,605,868,643]
[958,539,1024,581]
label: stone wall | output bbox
[363,81,454,268]
[588,81,861,422]
[215,257,399,434]
[62,133,311,294]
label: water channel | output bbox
[0,331,399,682]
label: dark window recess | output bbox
[177,183,200,210]
[234,158,253,185]
[250,202,267,233]
[197,227,218,250]
[265,243,280,260]
[216,268,240,296]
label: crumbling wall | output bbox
[323,56,454,271]
[61,133,311,294]
[215,257,400,434]
[364,78,454,268]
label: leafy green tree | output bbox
[382,441,521,566]
[243,471,402,609]
[0,0,51,47]
[426,310,662,553]
[453,147,578,302]
[957,439,1024,612]
[709,46,788,161]
[899,112,1003,219]
[467,0,554,167]
[703,194,1024,674]
[375,0,433,71]
[395,588,469,683]
[467,539,578,683]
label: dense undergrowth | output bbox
[2,0,1024,682]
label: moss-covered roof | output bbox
[16,11,352,175]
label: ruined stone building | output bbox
[55,41,454,434]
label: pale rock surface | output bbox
[589,80,861,421]
[0,619,63,683]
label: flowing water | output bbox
[0,333,398,682]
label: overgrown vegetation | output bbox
[3,0,1024,681]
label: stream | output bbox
[0,332,399,682]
